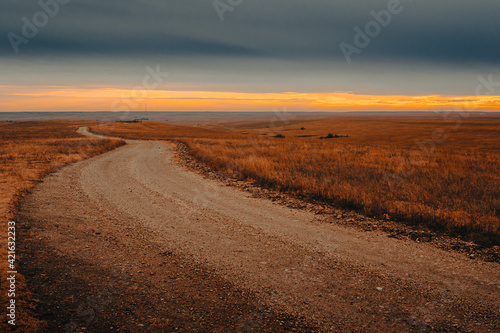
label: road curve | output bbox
[19,127,499,332]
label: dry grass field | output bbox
[92,117,500,247]
[0,121,124,332]
[0,117,498,331]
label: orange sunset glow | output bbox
[2,86,500,112]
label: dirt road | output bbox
[18,128,499,332]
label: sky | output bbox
[1,0,500,112]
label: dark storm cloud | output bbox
[1,0,499,65]
[13,32,261,57]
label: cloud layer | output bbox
[2,0,499,64]
[1,0,500,110]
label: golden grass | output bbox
[92,119,500,247]
[0,121,124,332]
[252,117,500,152]
[90,121,242,140]
[188,138,500,243]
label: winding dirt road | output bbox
[18,127,499,332]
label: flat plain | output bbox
[1,115,499,332]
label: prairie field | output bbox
[0,121,124,332]
[92,117,500,247]
[0,117,498,331]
